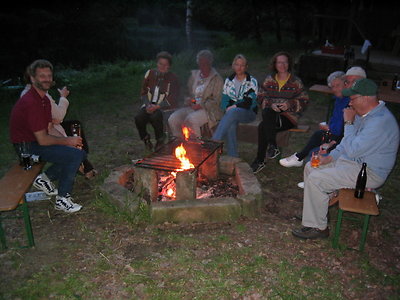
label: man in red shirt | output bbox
[10,59,85,213]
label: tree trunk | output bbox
[273,0,281,42]
[251,0,262,45]
[294,1,301,43]
[186,0,193,49]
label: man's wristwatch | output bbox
[344,120,354,125]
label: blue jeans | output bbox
[30,142,86,197]
[212,107,256,157]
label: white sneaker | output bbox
[279,153,303,167]
[297,182,304,189]
[375,193,382,205]
[33,173,58,196]
[55,194,82,213]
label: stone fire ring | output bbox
[101,156,263,224]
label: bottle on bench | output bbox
[354,163,367,199]
[17,141,32,171]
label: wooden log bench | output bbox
[0,162,45,249]
[237,118,310,148]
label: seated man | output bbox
[292,78,399,239]
[9,59,86,213]
[343,66,367,88]
[279,71,351,168]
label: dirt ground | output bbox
[1,86,399,299]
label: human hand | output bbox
[319,122,329,131]
[271,103,288,112]
[226,105,237,112]
[271,103,281,112]
[319,140,336,154]
[68,136,83,148]
[58,86,70,98]
[343,107,356,123]
[191,103,202,110]
[185,97,195,106]
[277,102,288,111]
[52,118,62,125]
[319,154,333,166]
[146,104,158,113]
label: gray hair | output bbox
[196,49,214,65]
[28,59,53,77]
[327,71,345,87]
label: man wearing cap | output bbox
[292,78,399,239]
[344,66,366,88]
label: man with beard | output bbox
[9,59,85,213]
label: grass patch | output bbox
[5,265,96,299]
[0,35,399,299]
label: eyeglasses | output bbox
[350,95,364,101]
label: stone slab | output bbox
[151,197,242,224]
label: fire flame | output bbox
[182,126,190,140]
[175,144,194,170]
[163,142,194,199]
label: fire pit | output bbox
[101,128,263,224]
[133,136,223,202]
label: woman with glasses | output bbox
[251,51,309,174]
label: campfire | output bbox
[160,141,194,200]
[103,132,262,224]
[134,127,225,202]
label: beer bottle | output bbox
[354,163,367,198]
[71,123,82,149]
[322,130,331,144]
[392,74,398,91]
[71,123,81,137]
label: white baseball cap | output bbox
[345,66,366,78]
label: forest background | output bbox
[1,0,400,81]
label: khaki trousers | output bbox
[168,107,208,138]
[302,157,384,230]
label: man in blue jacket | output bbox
[292,78,399,239]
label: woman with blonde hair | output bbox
[212,54,258,157]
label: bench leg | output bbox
[359,214,371,252]
[21,198,35,248]
[332,208,343,248]
[0,216,7,249]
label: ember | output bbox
[197,176,239,199]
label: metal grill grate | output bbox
[134,138,223,173]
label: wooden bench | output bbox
[0,162,45,249]
[237,118,310,147]
[332,188,379,252]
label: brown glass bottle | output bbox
[354,163,367,198]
